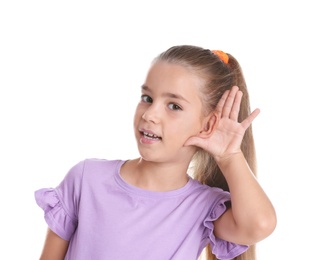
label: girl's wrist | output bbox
[214,151,244,167]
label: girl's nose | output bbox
[142,105,160,124]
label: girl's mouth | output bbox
[141,131,162,141]
[141,132,161,140]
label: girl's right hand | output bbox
[184,86,260,162]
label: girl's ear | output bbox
[198,113,217,138]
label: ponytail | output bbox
[193,54,258,260]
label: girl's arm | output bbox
[185,86,276,245]
[39,228,69,260]
[213,152,276,245]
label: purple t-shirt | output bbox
[35,158,248,260]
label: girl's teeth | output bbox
[144,132,160,139]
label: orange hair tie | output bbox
[212,50,229,64]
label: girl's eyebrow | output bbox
[141,85,151,92]
[141,85,190,103]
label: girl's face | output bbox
[134,61,208,164]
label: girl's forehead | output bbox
[146,62,201,86]
[144,62,206,108]
[148,61,184,74]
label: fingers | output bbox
[231,90,243,121]
[217,86,241,120]
[217,86,260,128]
[241,108,260,128]
[216,89,229,118]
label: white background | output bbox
[1,1,326,259]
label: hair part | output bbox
[155,45,257,260]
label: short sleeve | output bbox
[34,160,85,241]
[203,194,249,260]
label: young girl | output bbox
[35,45,276,260]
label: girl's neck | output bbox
[120,158,190,192]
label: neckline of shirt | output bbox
[114,160,195,199]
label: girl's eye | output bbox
[168,103,182,110]
[141,95,153,103]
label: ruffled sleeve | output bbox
[35,188,78,241]
[203,194,249,260]
[35,160,85,240]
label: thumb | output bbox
[184,136,203,148]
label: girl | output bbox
[35,45,276,260]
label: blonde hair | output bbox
[155,45,257,260]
